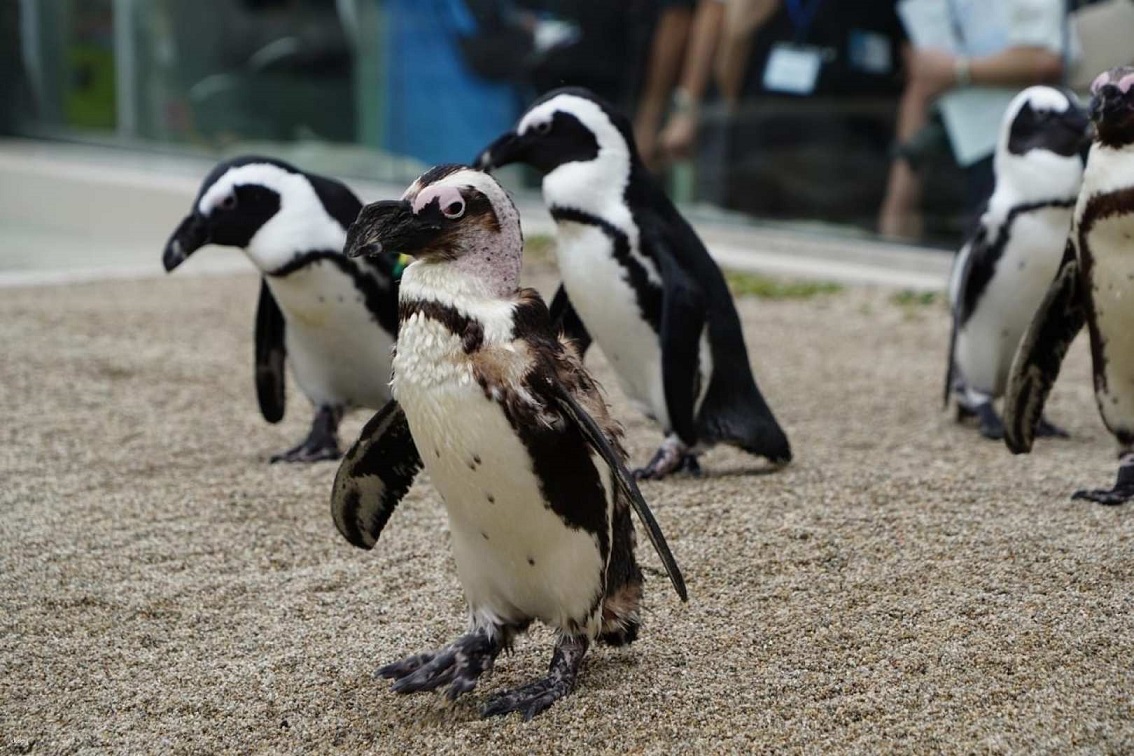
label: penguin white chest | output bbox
[555,222,668,426]
[1085,211,1134,435]
[956,209,1071,395]
[266,261,395,409]
[392,315,606,633]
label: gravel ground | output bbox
[1,262,1131,754]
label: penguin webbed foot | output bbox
[633,438,700,480]
[1035,417,1070,439]
[270,405,343,463]
[974,403,1005,441]
[480,635,588,721]
[378,630,501,701]
[270,438,341,463]
[1072,462,1134,505]
[1071,485,1134,505]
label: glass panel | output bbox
[3,1,1119,247]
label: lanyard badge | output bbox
[763,0,825,95]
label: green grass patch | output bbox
[890,289,944,307]
[523,234,556,263]
[725,272,843,300]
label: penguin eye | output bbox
[442,199,465,219]
[535,120,552,136]
[220,194,237,211]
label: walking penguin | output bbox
[331,164,686,719]
[163,156,400,462]
[946,86,1089,439]
[476,87,791,479]
[1005,67,1134,504]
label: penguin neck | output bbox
[993,152,1083,208]
[541,149,632,226]
[245,209,348,273]
[400,251,520,306]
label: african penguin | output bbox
[1005,67,1134,505]
[162,155,399,462]
[331,164,686,720]
[945,86,1090,440]
[475,87,791,480]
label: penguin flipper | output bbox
[549,284,591,356]
[1003,241,1086,454]
[548,377,688,602]
[331,399,423,549]
[660,270,706,447]
[254,279,286,424]
[944,229,992,408]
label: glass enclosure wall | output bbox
[2,1,1116,247]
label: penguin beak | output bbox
[345,200,432,259]
[162,213,211,272]
[475,132,523,172]
[1090,84,1130,124]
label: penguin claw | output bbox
[480,635,587,719]
[480,676,570,721]
[633,447,700,480]
[378,632,501,700]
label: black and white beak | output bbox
[345,200,435,259]
[162,213,211,272]
[475,132,524,172]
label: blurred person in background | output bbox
[384,0,652,167]
[702,0,906,224]
[877,0,1067,240]
[381,0,528,165]
[634,0,717,169]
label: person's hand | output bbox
[908,48,959,100]
[659,110,698,161]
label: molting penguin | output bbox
[332,164,686,719]
[475,87,791,479]
[1005,67,1134,504]
[946,86,1089,439]
[163,156,399,462]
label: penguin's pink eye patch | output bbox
[413,185,466,219]
[1119,72,1134,94]
[1092,72,1110,94]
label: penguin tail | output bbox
[597,580,642,647]
[600,505,644,647]
[698,374,792,465]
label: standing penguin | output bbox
[946,86,1090,439]
[163,156,400,462]
[475,87,791,479]
[1006,67,1134,504]
[332,165,686,719]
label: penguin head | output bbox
[1002,87,1090,159]
[1090,67,1134,149]
[345,165,523,296]
[163,156,351,273]
[994,87,1089,196]
[475,87,636,177]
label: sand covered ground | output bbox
[1,262,1131,753]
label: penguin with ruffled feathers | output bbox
[163,156,399,462]
[1006,67,1134,504]
[946,86,1090,439]
[331,164,686,720]
[476,87,791,479]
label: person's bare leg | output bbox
[879,47,931,240]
